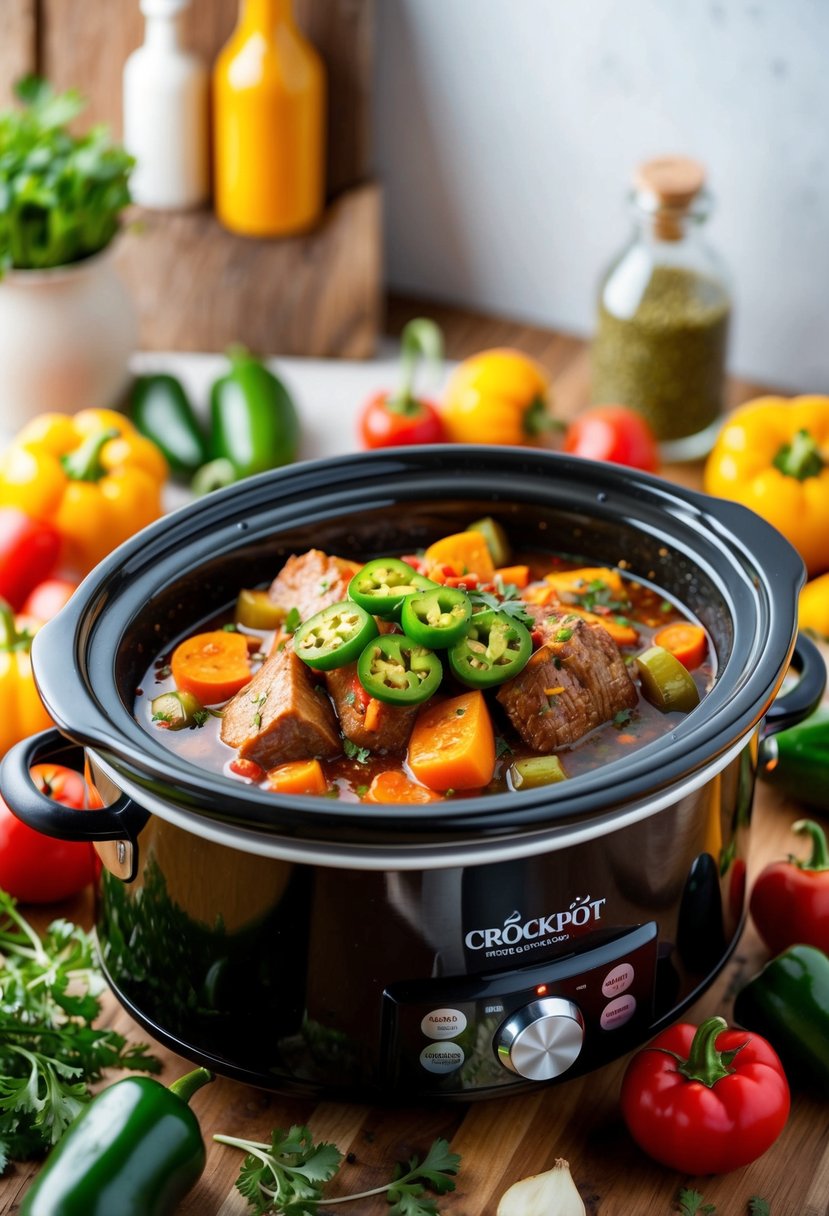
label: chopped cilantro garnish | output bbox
[343,739,370,764]
[285,607,301,634]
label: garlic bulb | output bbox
[497,1157,586,1216]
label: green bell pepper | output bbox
[130,373,208,476]
[759,706,829,812]
[20,1067,213,1216]
[733,944,829,1093]
[195,347,300,492]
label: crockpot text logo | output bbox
[464,897,606,957]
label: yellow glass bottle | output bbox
[213,0,326,237]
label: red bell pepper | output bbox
[0,509,61,610]
[563,405,659,472]
[620,1015,790,1174]
[358,319,447,449]
[749,818,829,955]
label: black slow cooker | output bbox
[2,447,823,1101]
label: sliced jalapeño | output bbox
[293,601,378,671]
[400,586,473,648]
[448,609,532,689]
[357,634,442,705]
[348,558,436,620]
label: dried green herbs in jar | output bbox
[591,156,732,460]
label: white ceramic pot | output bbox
[0,246,138,436]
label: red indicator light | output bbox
[536,984,548,996]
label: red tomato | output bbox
[359,392,447,449]
[0,765,96,903]
[0,510,61,610]
[21,577,79,622]
[564,405,659,472]
[620,1015,790,1174]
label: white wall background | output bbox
[375,0,829,389]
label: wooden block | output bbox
[0,0,36,106]
[38,0,374,197]
[114,182,383,357]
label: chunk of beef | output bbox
[221,647,341,769]
[497,612,638,751]
[325,662,417,755]
[268,550,360,625]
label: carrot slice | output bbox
[267,759,327,795]
[494,565,530,589]
[407,690,495,791]
[363,697,383,733]
[653,622,708,670]
[171,630,252,704]
[424,531,496,581]
[363,771,443,804]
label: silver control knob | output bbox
[495,997,584,1081]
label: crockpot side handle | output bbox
[0,729,144,842]
[763,633,827,737]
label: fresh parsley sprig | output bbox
[0,891,158,1170]
[215,1126,461,1215]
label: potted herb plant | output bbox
[0,76,137,432]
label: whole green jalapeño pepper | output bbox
[194,347,299,492]
[348,558,436,620]
[357,634,442,704]
[20,1067,213,1216]
[448,609,532,688]
[734,944,829,1093]
[129,373,208,476]
[400,586,473,648]
[293,601,378,671]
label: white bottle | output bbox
[123,0,209,210]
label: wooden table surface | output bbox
[4,303,828,1216]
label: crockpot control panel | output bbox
[381,922,657,1095]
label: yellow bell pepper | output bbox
[441,348,555,445]
[799,572,829,639]
[704,395,829,576]
[0,603,52,755]
[0,410,167,575]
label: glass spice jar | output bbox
[591,156,732,461]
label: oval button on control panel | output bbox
[421,1007,468,1040]
[602,963,634,998]
[420,1042,465,1074]
[600,994,637,1030]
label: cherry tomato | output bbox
[359,392,446,449]
[564,405,659,472]
[21,577,78,622]
[0,765,96,903]
[620,1015,789,1174]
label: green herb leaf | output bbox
[677,1189,716,1215]
[0,892,158,1171]
[0,78,133,274]
[342,739,370,764]
[285,607,301,634]
[356,784,369,797]
[192,710,210,727]
[494,735,513,759]
[344,690,356,706]
[613,708,633,728]
[748,1200,771,1216]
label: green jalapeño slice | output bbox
[348,558,436,620]
[448,609,532,688]
[357,634,443,705]
[400,586,473,648]
[293,601,378,671]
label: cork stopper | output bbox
[634,156,707,240]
